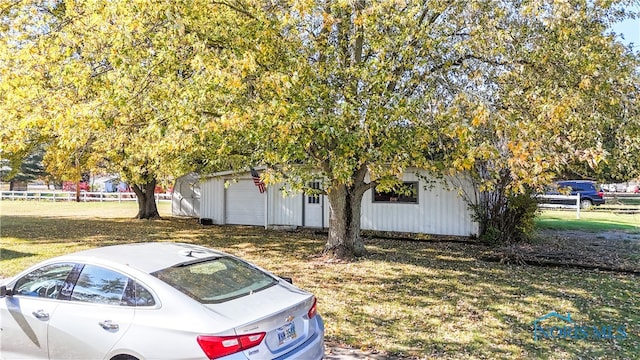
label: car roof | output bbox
[61,242,227,274]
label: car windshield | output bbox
[152,257,277,303]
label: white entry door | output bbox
[304,181,324,228]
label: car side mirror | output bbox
[0,285,13,298]
[280,276,293,284]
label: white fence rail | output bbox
[1,191,171,202]
[537,194,581,219]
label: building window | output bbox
[308,181,321,204]
[373,182,418,203]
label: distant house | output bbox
[175,168,478,237]
[87,175,115,192]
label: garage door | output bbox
[225,179,265,225]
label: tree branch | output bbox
[210,0,258,20]
[0,0,21,17]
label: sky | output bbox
[611,7,640,50]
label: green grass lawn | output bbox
[0,199,173,218]
[1,201,639,359]
[604,196,640,206]
[536,209,640,233]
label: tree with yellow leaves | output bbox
[208,1,639,252]
[1,0,638,255]
[1,0,257,217]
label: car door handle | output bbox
[98,320,119,331]
[32,310,49,319]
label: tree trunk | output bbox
[75,181,81,202]
[131,179,160,219]
[323,182,367,259]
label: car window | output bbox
[558,182,573,190]
[558,181,597,192]
[13,263,75,299]
[122,280,156,307]
[153,257,277,303]
[544,184,559,193]
[71,265,129,305]
[558,182,596,193]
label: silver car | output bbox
[0,242,324,359]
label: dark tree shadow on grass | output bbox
[0,215,325,256]
[0,248,36,261]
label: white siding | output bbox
[269,188,302,226]
[171,173,200,217]
[360,173,476,236]
[199,177,225,223]
[198,169,478,236]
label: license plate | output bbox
[276,322,297,345]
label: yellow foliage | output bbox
[579,77,592,90]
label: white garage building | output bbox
[187,168,478,237]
